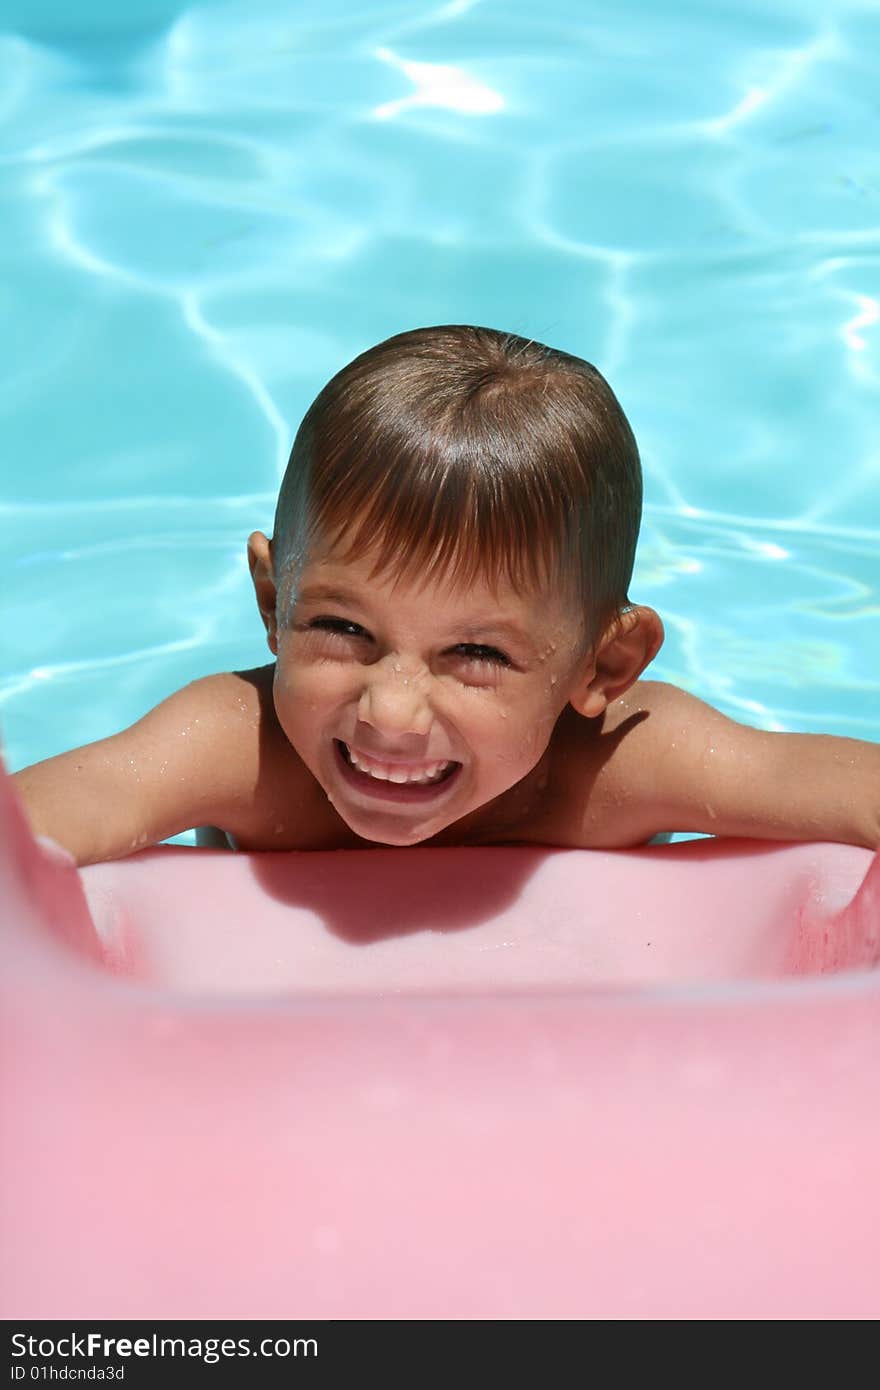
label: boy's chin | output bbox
[333,801,448,847]
[346,818,439,848]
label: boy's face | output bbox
[263,530,599,847]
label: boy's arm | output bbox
[11,674,261,867]
[595,681,880,850]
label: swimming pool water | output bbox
[2,0,878,831]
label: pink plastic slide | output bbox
[1,751,878,1319]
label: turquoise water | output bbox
[2,0,878,820]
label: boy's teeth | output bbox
[346,744,452,785]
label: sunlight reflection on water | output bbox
[1,0,877,784]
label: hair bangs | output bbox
[302,431,582,610]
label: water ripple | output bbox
[1,0,877,774]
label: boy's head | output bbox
[268,324,643,654]
[248,325,662,846]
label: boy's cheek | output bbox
[272,662,344,735]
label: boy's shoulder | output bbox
[190,665,342,850]
[121,662,305,842]
[540,677,874,850]
[11,663,303,865]
[142,663,273,770]
[538,679,748,848]
[169,663,270,720]
[178,664,314,840]
[128,664,286,835]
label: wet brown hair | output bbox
[271,324,642,652]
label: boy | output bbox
[12,325,879,866]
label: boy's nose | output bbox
[356,658,433,738]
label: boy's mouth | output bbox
[333,740,462,803]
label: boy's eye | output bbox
[307,618,510,667]
[309,617,364,640]
[457,643,511,667]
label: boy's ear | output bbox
[569,605,664,719]
[247,531,279,655]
